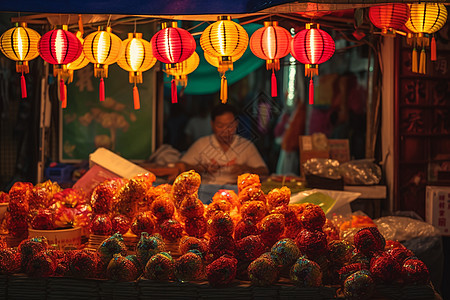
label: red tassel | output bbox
[99,78,105,101]
[59,79,66,102]
[62,83,67,108]
[309,78,314,105]
[431,36,436,61]
[133,85,140,110]
[171,79,177,104]
[271,70,277,97]
[21,73,27,99]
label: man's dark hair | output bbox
[210,103,238,121]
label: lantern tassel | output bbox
[62,84,67,109]
[20,73,27,99]
[412,48,418,73]
[309,78,314,105]
[99,78,105,101]
[133,85,140,110]
[431,36,436,61]
[59,79,66,103]
[171,79,177,104]
[220,75,228,104]
[271,70,277,98]
[419,48,426,74]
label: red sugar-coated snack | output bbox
[212,189,239,209]
[402,259,430,284]
[387,247,415,265]
[136,232,166,266]
[179,236,209,257]
[18,237,49,269]
[0,191,9,203]
[131,211,155,236]
[267,186,291,209]
[234,219,260,241]
[106,253,139,282]
[69,249,99,279]
[295,229,328,259]
[238,183,265,204]
[207,211,234,237]
[354,227,386,257]
[47,249,68,277]
[174,251,205,282]
[385,240,406,250]
[29,185,56,210]
[338,262,368,283]
[270,238,300,268]
[179,195,205,219]
[370,255,402,283]
[236,235,266,262]
[6,214,28,238]
[132,172,156,186]
[113,178,148,218]
[0,248,21,274]
[323,218,340,242]
[158,219,184,242]
[240,201,268,222]
[26,251,56,277]
[31,209,55,230]
[184,216,207,238]
[299,204,326,231]
[207,255,238,287]
[90,214,113,236]
[90,182,115,214]
[237,173,260,194]
[171,170,201,205]
[143,184,172,209]
[52,188,86,208]
[259,214,285,247]
[272,205,301,239]
[8,197,29,217]
[151,196,176,220]
[111,215,131,235]
[208,235,236,262]
[247,256,279,286]
[8,182,33,204]
[327,240,354,267]
[0,236,6,249]
[205,199,232,219]
[144,252,174,281]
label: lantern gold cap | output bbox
[218,16,231,21]
[306,23,319,29]
[128,32,143,39]
[162,22,178,29]
[264,21,278,27]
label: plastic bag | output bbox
[303,158,341,179]
[374,215,441,241]
[339,159,382,185]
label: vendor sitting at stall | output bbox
[177,103,269,185]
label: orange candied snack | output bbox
[171,170,201,207]
[212,189,239,209]
[267,186,291,209]
[339,215,376,232]
[237,173,260,193]
[240,201,268,223]
[237,183,265,204]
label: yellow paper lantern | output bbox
[200,16,248,103]
[165,51,199,88]
[83,26,122,101]
[65,31,90,82]
[203,48,245,73]
[405,3,447,73]
[0,22,41,98]
[117,32,157,110]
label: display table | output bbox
[0,274,441,300]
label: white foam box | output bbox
[425,186,450,236]
[73,147,149,195]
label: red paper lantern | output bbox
[151,22,196,103]
[39,25,82,108]
[290,23,335,105]
[369,4,410,36]
[250,21,291,97]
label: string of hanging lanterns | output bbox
[0,4,448,107]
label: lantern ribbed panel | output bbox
[250,24,291,60]
[204,48,245,68]
[291,28,335,65]
[67,33,89,70]
[165,51,199,76]
[406,3,447,34]
[118,34,156,72]
[151,27,196,64]
[0,25,40,61]
[369,4,410,31]
[39,29,82,65]
[83,28,122,65]
[200,19,248,58]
